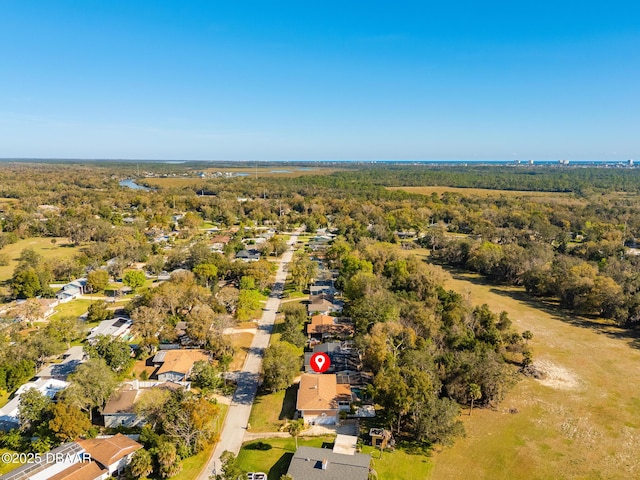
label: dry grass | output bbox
[388,186,582,204]
[430,270,640,480]
[228,331,255,371]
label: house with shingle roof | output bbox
[296,374,352,425]
[306,315,354,340]
[286,446,371,480]
[155,349,210,382]
[102,379,188,428]
[306,294,341,316]
[0,434,141,480]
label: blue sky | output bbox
[1,1,639,161]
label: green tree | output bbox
[86,301,114,323]
[127,448,153,479]
[146,255,166,275]
[286,419,304,449]
[123,270,147,292]
[134,388,172,430]
[87,269,110,293]
[85,335,132,373]
[267,236,288,257]
[289,253,317,291]
[131,306,165,355]
[262,341,301,392]
[45,316,84,349]
[193,263,218,288]
[47,402,92,442]
[63,358,117,420]
[236,289,262,321]
[191,360,222,392]
[27,331,64,371]
[468,383,482,416]
[18,388,51,433]
[157,441,183,478]
[216,450,247,480]
[11,266,41,298]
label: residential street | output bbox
[198,230,301,479]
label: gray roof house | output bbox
[286,446,371,480]
[236,249,261,262]
[55,278,87,303]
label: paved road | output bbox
[198,231,301,479]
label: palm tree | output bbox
[287,419,304,449]
[468,383,481,416]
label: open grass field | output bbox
[387,186,582,204]
[0,236,81,283]
[429,270,640,480]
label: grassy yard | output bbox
[362,445,434,480]
[228,331,255,371]
[49,299,94,320]
[238,435,336,480]
[428,270,640,480]
[247,384,298,433]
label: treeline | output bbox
[322,165,640,194]
[327,239,529,445]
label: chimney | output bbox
[321,458,328,470]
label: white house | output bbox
[0,378,69,431]
[55,278,87,303]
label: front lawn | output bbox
[238,435,335,480]
[50,299,94,320]
[247,384,298,433]
[361,444,434,480]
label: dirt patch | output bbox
[533,359,581,390]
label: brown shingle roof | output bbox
[307,315,354,336]
[156,349,210,376]
[103,387,138,415]
[76,434,142,469]
[297,374,351,411]
[48,461,107,480]
[211,235,232,244]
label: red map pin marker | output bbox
[310,352,331,373]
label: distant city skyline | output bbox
[1,1,639,161]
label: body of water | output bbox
[119,179,151,190]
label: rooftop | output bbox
[296,374,351,411]
[156,349,210,376]
[286,446,371,480]
[76,434,142,468]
